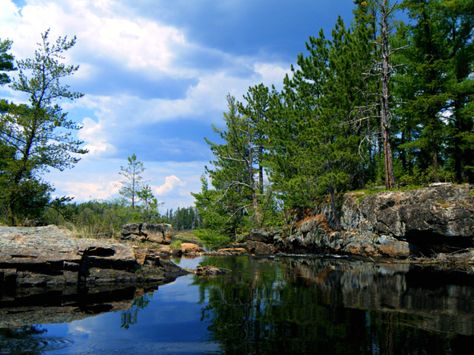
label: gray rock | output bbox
[247,240,276,255]
[121,223,173,244]
[342,184,474,238]
[248,228,278,243]
[280,184,473,258]
[0,225,186,288]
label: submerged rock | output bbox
[0,225,186,288]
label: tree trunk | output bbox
[380,0,395,189]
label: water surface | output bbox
[1,255,474,354]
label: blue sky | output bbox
[0,0,355,210]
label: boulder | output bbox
[247,240,276,255]
[342,183,474,239]
[248,229,278,243]
[121,223,173,244]
[180,242,204,255]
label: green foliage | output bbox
[0,38,15,85]
[0,30,86,225]
[195,0,472,234]
[164,206,201,230]
[42,200,167,238]
[193,229,231,250]
[170,239,182,251]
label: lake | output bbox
[1,255,474,354]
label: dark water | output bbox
[1,256,474,354]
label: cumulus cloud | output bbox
[53,180,121,201]
[3,0,293,209]
[154,175,183,196]
[79,117,116,156]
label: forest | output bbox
[193,0,473,238]
[0,0,472,242]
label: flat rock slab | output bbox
[0,225,135,265]
[0,225,186,287]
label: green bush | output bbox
[193,229,231,250]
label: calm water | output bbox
[1,255,474,354]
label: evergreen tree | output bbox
[0,38,15,85]
[119,153,145,209]
[0,30,86,224]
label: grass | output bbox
[172,230,203,245]
[171,229,232,250]
[350,184,425,204]
[170,239,182,250]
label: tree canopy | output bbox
[194,0,473,237]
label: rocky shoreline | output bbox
[1,184,472,291]
[243,184,474,263]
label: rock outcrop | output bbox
[0,225,186,288]
[342,183,473,239]
[246,184,474,259]
[121,223,173,244]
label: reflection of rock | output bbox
[194,265,229,276]
[282,257,474,335]
[121,223,173,244]
[0,225,186,288]
[0,284,151,328]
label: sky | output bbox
[0,0,355,211]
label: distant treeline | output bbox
[194,0,473,238]
[163,207,202,231]
[45,201,201,238]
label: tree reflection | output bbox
[121,293,152,329]
[194,256,474,354]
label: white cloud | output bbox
[47,159,206,209]
[153,175,183,196]
[254,62,290,88]
[0,0,188,76]
[78,117,116,156]
[3,0,291,209]
[53,179,121,201]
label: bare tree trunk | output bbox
[380,0,395,189]
[258,145,264,195]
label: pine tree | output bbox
[1,31,86,224]
[119,154,144,209]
